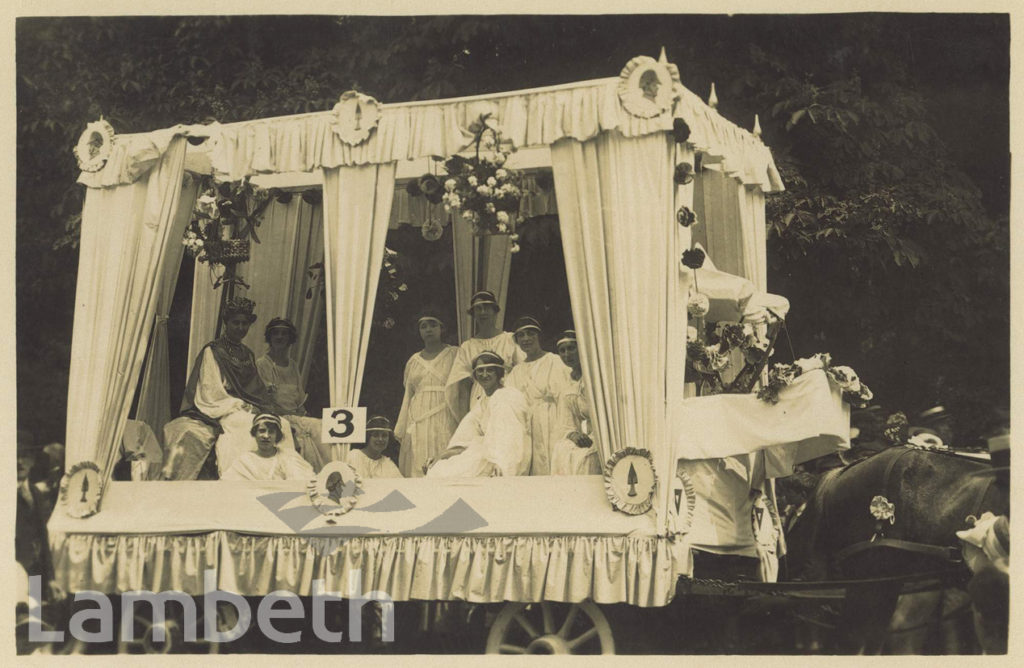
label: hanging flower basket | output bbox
[182,176,270,268]
[204,238,251,265]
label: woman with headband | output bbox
[394,311,459,477]
[505,316,572,475]
[222,413,315,481]
[550,330,602,476]
[347,416,403,479]
[426,351,530,478]
[256,317,330,472]
[444,290,524,422]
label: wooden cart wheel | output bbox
[485,601,615,654]
[117,602,229,654]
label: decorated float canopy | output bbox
[66,52,791,533]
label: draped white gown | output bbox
[394,346,459,477]
[426,386,531,478]
[505,352,572,475]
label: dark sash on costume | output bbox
[180,337,272,429]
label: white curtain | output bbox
[134,175,199,440]
[693,164,767,291]
[66,136,188,480]
[187,198,325,382]
[321,163,397,458]
[452,225,513,342]
[551,129,675,521]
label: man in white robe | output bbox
[428,351,531,478]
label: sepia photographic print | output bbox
[10,5,1014,658]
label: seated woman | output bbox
[180,297,296,476]
[445,290,524,422]
[550,330,602,476]
[346,416,403,479]
[255,317,331,471]
[426,351,531,478]
[394,312,459,477]
[505,316,572,475]
[222,414,315,481]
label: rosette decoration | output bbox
[757,353,874,407]
[183,176,271,267]
[435,113,525,236]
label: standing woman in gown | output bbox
[550,330,602,476]
[505,316,571,475]
[445,290,523,421]
[255,317,331,471]
[394,312,459,477]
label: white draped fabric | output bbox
[550,130,676,517]
[66,136,188,478]
[321,163,397,460]
[692,165,768,291]
[187,198,325,382]
[134,176,199,440]
[452,227,513,342]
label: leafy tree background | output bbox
[16,15,1009,446]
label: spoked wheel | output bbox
[117,601,235,654]
[485,601,615,655]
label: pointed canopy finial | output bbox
[753,114,762,138]
[658,47,668,64]
[708,83,719,109]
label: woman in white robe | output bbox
[347,416,404,479]
[222,414,314,481]
[427,351,531,478]
[394,314,459,477]
[505,316,571,475]
[550,330,602,476]
[255,317,330,471]
[445,290,523,422]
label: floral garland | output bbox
[686,289,778,394]
[433,113,525,239]
[757,353,874,407]
[183,176,271,266]
[305,247,407,330]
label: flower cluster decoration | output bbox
[883,412,909,446]
[305,248,407,330]
[434,113,525,239]
[676,205,698,228]
[757,353,874,407]
[183,176,271,267]
[870,495,896,523]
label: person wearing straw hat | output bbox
[347,416,404,479]
[549,330,602,476]
[222,413,314,481]
[256,317,330,472]
[444,290,524,422]
[394,311,459,477]
[427,351,530,478]
[505,316,572,475]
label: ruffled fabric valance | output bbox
[51,531,689,607]
[77,75,783,192]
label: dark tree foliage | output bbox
[16,15,1008,445]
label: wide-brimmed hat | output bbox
[223,296,258,323]
[366,415,393,434]
[466,290,500,314]
[967,432,1010,478]
[512,315,542,336]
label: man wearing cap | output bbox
[428,351,530,478]
[347,416,403,479]
[505,316,572,475]
[445,290,524,422]
[222,414,315,481]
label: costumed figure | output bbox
[394,313,459,477]
[347,416,404,479]
[255,317,331,471]
[550,330,602,476]
[444,290,523,421]
[180,297,297,476]
[505,316,572,475]
[16,431,55,600]
[222,413,315,481]
[426,351,531,478]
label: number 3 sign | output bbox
[321,407,367,443]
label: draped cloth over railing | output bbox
[66,136,188,483]
[321,163,397,460]
[551,130,675,516]
[135,176,199,440]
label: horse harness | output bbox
[832,447,996,568]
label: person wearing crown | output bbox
[444,290,524,422]
[255,317,330,472]
[181,296,293,476]
[222,414,315,481]
[505,316,572,475]
[346,416,403,479]
[427,351,530,478]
